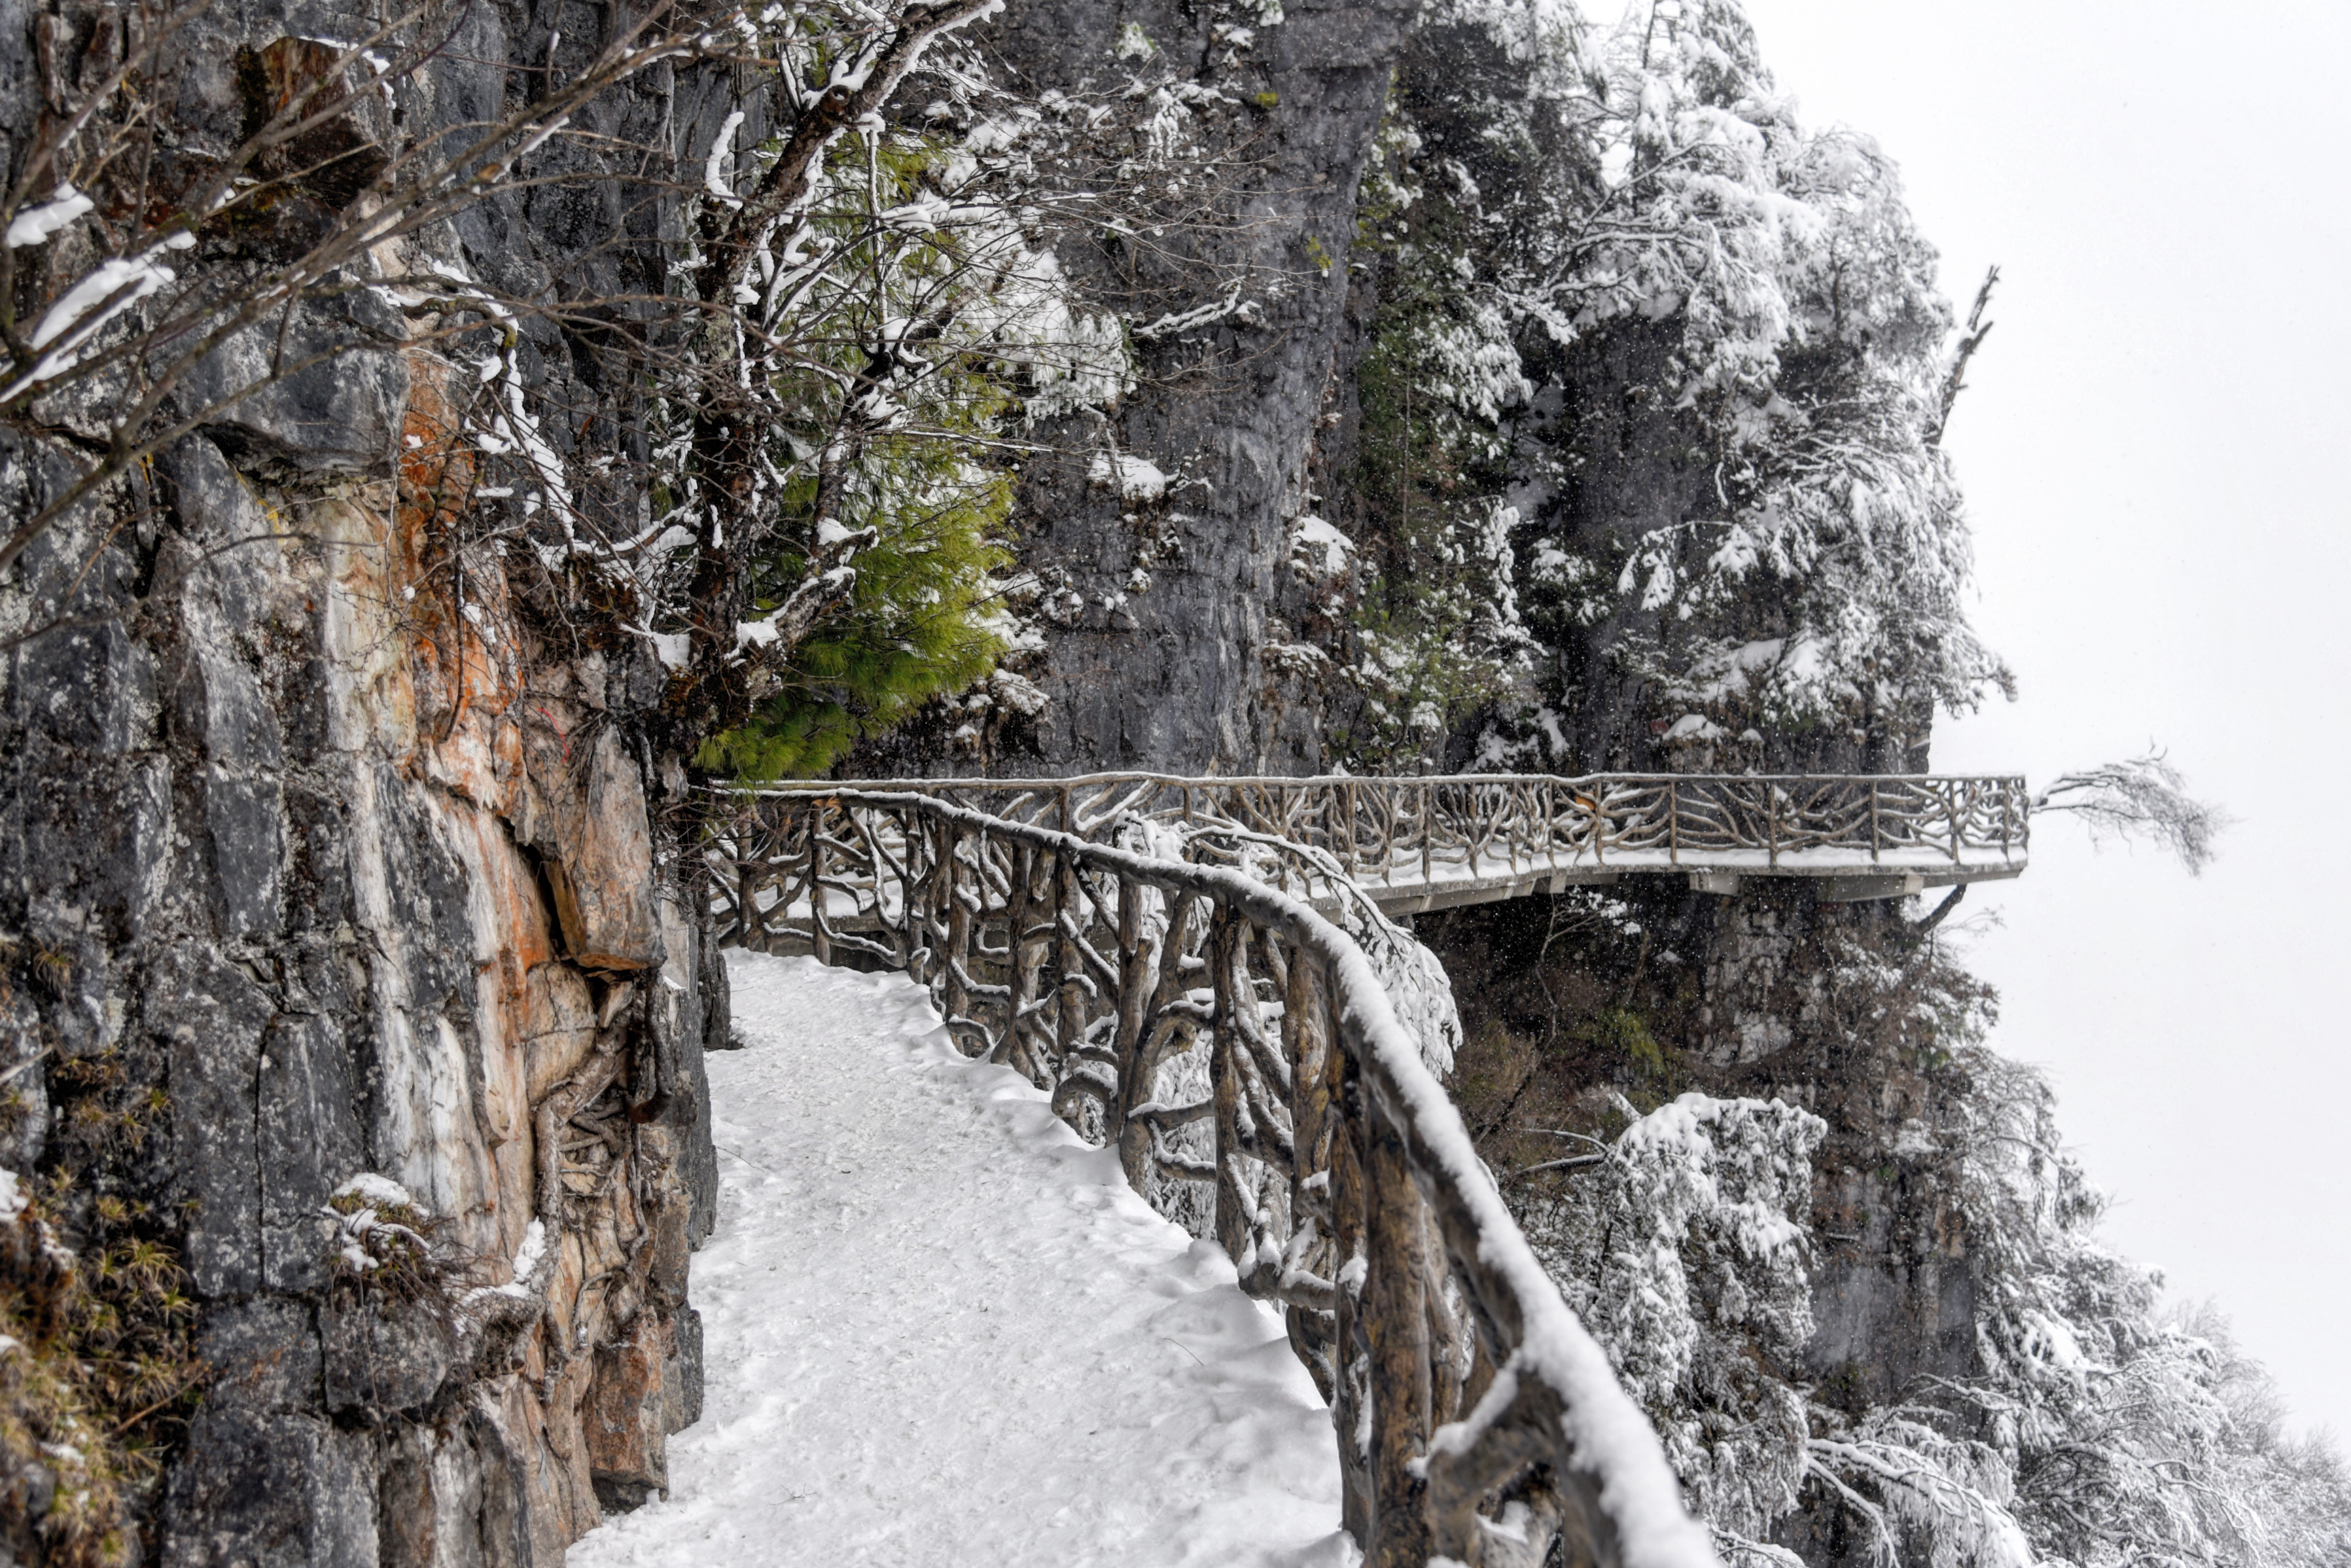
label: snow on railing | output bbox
[752,773,2030,898]
[703,786,1721,1568]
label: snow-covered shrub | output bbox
[1899,1053,2351,1568]
[1520,1090,1825,1540]
[321,1173,454,1311]
[1450,881,2351,1567]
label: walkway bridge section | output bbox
[746,773,2030,918]
[696,773,2024,1565]
[700,786,1721,1568]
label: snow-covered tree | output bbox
[1321,0,2014,773]
[1518,1089,1825,1546]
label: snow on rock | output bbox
[332,1172,418,1209]
[1287,515,1356,580]
[568,953,1355,1568]
[1087,450,1169,502]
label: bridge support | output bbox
[1689,869,1741,895]
[1817,872,1928,903]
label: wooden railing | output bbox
[703,788,1716,1568]
[766,773,2028,902]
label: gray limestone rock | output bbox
[154,942,276,1299]
[0,0,719,1561]
[161,1408,381,1568]
[196,1297,325,1414]
[322,1298,459,1418]
[258,1011,369,1292]
[855,0,1418,778]
[177,306,410,476]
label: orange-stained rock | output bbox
[474,814,557,975]
[492,713,525,817]
[400,357,528,809]
[582,1310,673,1508]
[540,727,662,971]
[540,1332,604,1539]
[520,961,599,1103]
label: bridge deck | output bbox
[734,772,2027,915]
[690,777,1927,1560]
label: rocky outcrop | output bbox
[858,0,1418,778]
[2,402,719,1561]
[0,1,721,1559]
[2,0,1430,1554]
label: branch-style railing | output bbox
[703,788,1716,1568]
[761,773,2028,903]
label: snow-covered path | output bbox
[569,952,1351,1568]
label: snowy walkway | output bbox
[569,952,1351,1568]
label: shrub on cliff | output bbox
[688,135,1027,779]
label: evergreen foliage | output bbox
[688,133,1034,781]
[1336,111,1536,767]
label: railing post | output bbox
[1056,851,1085,1073]
[1543,779,1557,874]
[1002,844,1039,1075]
[1870,779,1881,863]
[1668,778,1679,865]
[1210,906,1256,1278]
[911,812,934,969]
[1767,785,1779,870]
[1363,1097,1433,1566]
[1328,1034,1372,1544]
[1465,785,1479,877]
[1420,782,1433,888]
[1105,876,1151,1143]
[944,831,971,1046]
[1344,779,1360,877]
[808,802,832,967]
[736,852,761,953]
[1282,950,1340,1403]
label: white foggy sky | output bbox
[1729,0,2351,1436]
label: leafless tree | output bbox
[2032,747,2231,875]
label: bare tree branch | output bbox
[1930,265,1998,449]
[2032,747,2232,875]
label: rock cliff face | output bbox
[0,0,2027,1558]
[4,414,723,1561]
[856,0,1416,779]
[0,0,724,1559]
[1,0,1435,1556]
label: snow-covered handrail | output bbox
[743,772,2028,902]
[703,787,1720,1568]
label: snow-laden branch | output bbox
[2031,748,2230,875]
